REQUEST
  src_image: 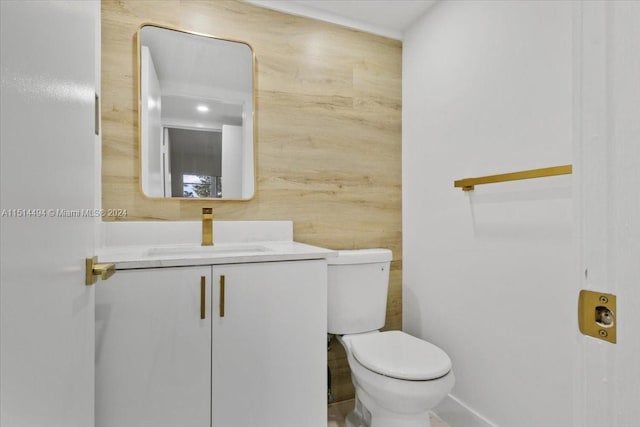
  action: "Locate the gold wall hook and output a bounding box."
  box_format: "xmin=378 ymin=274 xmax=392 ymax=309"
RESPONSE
xmin=85 ymin=257 xmax=116 ymax=285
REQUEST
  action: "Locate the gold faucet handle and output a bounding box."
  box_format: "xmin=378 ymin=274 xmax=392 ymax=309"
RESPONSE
xmin=202 ymin=207 xmax=214 ymax=219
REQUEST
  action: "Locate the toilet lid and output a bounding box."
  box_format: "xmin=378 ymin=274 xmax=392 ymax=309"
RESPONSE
xmin=351 ymin=331 xmax=452 ymax=380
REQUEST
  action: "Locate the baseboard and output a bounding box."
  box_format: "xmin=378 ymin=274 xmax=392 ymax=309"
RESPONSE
xmin=432 ymin=394 xmax=497 ymax=427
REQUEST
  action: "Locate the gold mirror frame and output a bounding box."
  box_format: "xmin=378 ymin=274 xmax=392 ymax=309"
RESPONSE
xmin=136 ymin=23 xmax=257 ymax=201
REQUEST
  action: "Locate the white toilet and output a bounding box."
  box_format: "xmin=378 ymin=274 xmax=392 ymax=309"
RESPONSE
xmin=327 ymin=249 xmax=454 ymax=427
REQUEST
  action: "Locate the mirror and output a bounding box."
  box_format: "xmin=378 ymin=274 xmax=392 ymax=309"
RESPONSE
xmin=138 ymin=25 xmax=255 ymax=199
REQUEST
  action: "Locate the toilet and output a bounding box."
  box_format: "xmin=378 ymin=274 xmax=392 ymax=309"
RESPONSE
xmin=327 ymin=249 xmax=454 ymax=427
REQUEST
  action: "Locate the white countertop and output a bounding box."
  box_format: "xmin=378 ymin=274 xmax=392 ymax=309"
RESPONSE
xmin=98 ymin=241 xmax=337 ymax=270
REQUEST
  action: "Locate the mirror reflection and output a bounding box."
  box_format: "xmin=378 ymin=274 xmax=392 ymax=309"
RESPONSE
xmin=138 ymin=25 xmax=255 ymax=199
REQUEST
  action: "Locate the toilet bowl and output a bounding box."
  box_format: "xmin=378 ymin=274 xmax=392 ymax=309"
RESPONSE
xmin=327 ymin=249 xmax=454 ymax=427
xmin=338 ymin=331 xmax=454 ymax=427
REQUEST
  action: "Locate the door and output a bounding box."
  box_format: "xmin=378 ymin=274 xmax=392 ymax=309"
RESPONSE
xmin=573 ymin=1 xmax=640 ymax=426
xmin=0 ymin=1 xmax=99 ymax=426
xmin=95 ymin=267 xmax=212 ymax=427
xmin=212 ymin=261 xmax=327 ymax=427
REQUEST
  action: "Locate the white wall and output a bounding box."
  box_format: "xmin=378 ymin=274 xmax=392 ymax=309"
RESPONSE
xmin=221 ymin=124 xmax=243 ymax=198
xmin=403 ymin=1 xmax=574 ymax=426
xmin=242 ymin=101 xmax=255 ymax=198
xmin=140 ymin=46 xmax=163 ymax=197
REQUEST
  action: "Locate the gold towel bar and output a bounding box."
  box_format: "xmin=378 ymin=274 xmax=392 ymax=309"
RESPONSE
xmin=454 ymin=164 xmax=572 ymax=191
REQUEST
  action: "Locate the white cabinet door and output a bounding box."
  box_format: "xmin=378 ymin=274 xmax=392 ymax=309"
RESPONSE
xmin=212 ymin=260 xmax=327 ymax=427
xmin=96 ymin=266 xmax=212 ymax=427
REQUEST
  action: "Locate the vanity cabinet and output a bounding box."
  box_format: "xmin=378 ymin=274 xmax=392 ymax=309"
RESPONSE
xmin=96 ymin=266 xmax=212 ymax=427
xmin=96 ymin=259 xmax=327 ymax=427
xmin=212 ymin=260 xmax=327 ymax=427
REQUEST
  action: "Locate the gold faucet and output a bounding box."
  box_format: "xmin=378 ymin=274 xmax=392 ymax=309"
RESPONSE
xmin=202 ymin=208 xmax=214 ymax=246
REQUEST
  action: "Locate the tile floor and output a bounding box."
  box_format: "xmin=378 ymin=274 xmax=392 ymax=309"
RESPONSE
xmin=328 ymin=399 xmax=449 ymax=427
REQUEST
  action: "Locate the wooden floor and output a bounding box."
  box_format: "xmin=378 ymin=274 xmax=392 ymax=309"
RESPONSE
xmin=328 ymin=399 xmax=449 ymax=427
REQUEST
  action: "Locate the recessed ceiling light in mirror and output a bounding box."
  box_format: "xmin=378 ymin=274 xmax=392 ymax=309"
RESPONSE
xmin=197 ymin=105 xmax=209 ymax=113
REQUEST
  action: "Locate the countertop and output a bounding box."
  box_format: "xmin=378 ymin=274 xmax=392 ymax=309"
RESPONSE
xmin=98 ymin=241 xmax=337 ymax=270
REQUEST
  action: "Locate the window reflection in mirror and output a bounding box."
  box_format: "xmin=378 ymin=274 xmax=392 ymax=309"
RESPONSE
xmin=138 ymin=25 xmax=255 ymax=200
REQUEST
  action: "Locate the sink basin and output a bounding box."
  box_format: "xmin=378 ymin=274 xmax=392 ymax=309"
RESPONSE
xmin=146 ymin=244 xmax=270 ymax=257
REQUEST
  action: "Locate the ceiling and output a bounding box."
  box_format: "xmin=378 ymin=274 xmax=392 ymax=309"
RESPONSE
xmin=246 ymin=0 xmax=437 ymax=40
xmin=140 ymin=26 xmax=252 ymax=127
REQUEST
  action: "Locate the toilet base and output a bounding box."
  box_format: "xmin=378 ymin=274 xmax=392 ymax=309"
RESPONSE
xmin=344 ymin=396 xmax=370 ymax=427
xmin=345 ymin=410 xmax=362 ymax=427
xmin=345 ymin=396 xmax=432 ymax=427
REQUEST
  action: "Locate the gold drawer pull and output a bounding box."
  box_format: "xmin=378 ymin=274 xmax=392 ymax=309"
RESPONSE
xmin=200 ymin=276 xmax=206 ymax=320
xmin=219 ymin=275 xmax=225 ymax=317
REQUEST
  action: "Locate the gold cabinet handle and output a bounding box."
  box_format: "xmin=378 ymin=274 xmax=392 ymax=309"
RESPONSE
xmin=85 ymin=257 xmax=116 ymax=285
xmin=219 ymin=275 xmax=225 ymax=317
xmin=200 ymin=276 xmax=206 ymax=320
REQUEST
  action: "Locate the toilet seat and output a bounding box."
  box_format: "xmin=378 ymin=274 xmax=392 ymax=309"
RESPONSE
xmin=350 ymin=331 xmax=452 ymax=380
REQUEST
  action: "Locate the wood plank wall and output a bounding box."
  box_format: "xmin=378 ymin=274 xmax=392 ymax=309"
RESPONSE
xmin=102 ymin=0 xmax=402 ymax=403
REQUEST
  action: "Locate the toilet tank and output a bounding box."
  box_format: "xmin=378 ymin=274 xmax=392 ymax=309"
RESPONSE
xmin=327 ymin=249 xmax=392 ymax=335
